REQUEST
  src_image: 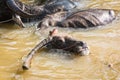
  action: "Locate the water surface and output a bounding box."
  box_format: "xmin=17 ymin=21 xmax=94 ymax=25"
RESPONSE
xmin=0 ymin=0 xmax=120 ymax=80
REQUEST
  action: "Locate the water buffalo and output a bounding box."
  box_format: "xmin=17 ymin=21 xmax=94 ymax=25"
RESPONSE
xmin=0 ymin=0 xmax=78 ymax=27
xmin=22 ymin=29 xmax=90 ymax=70
xmin=37 ymin=9 xmax=116 ymax=29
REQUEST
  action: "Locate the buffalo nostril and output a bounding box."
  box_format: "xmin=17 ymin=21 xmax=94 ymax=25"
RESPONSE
xmin=109 ymin=10 xmax=115 ymax=17
xmin=49 ymin=21 xmax=52 ymax=26
xmin=79 ymin=41 xmax=87 ymax=46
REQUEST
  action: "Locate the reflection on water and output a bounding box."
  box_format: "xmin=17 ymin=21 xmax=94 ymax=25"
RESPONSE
xmin=0 ymin=0 xmax=120 ymax=80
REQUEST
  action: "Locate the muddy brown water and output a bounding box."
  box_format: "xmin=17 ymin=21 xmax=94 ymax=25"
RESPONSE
xmin=0 ymin=0 xmax=120 ymax=80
